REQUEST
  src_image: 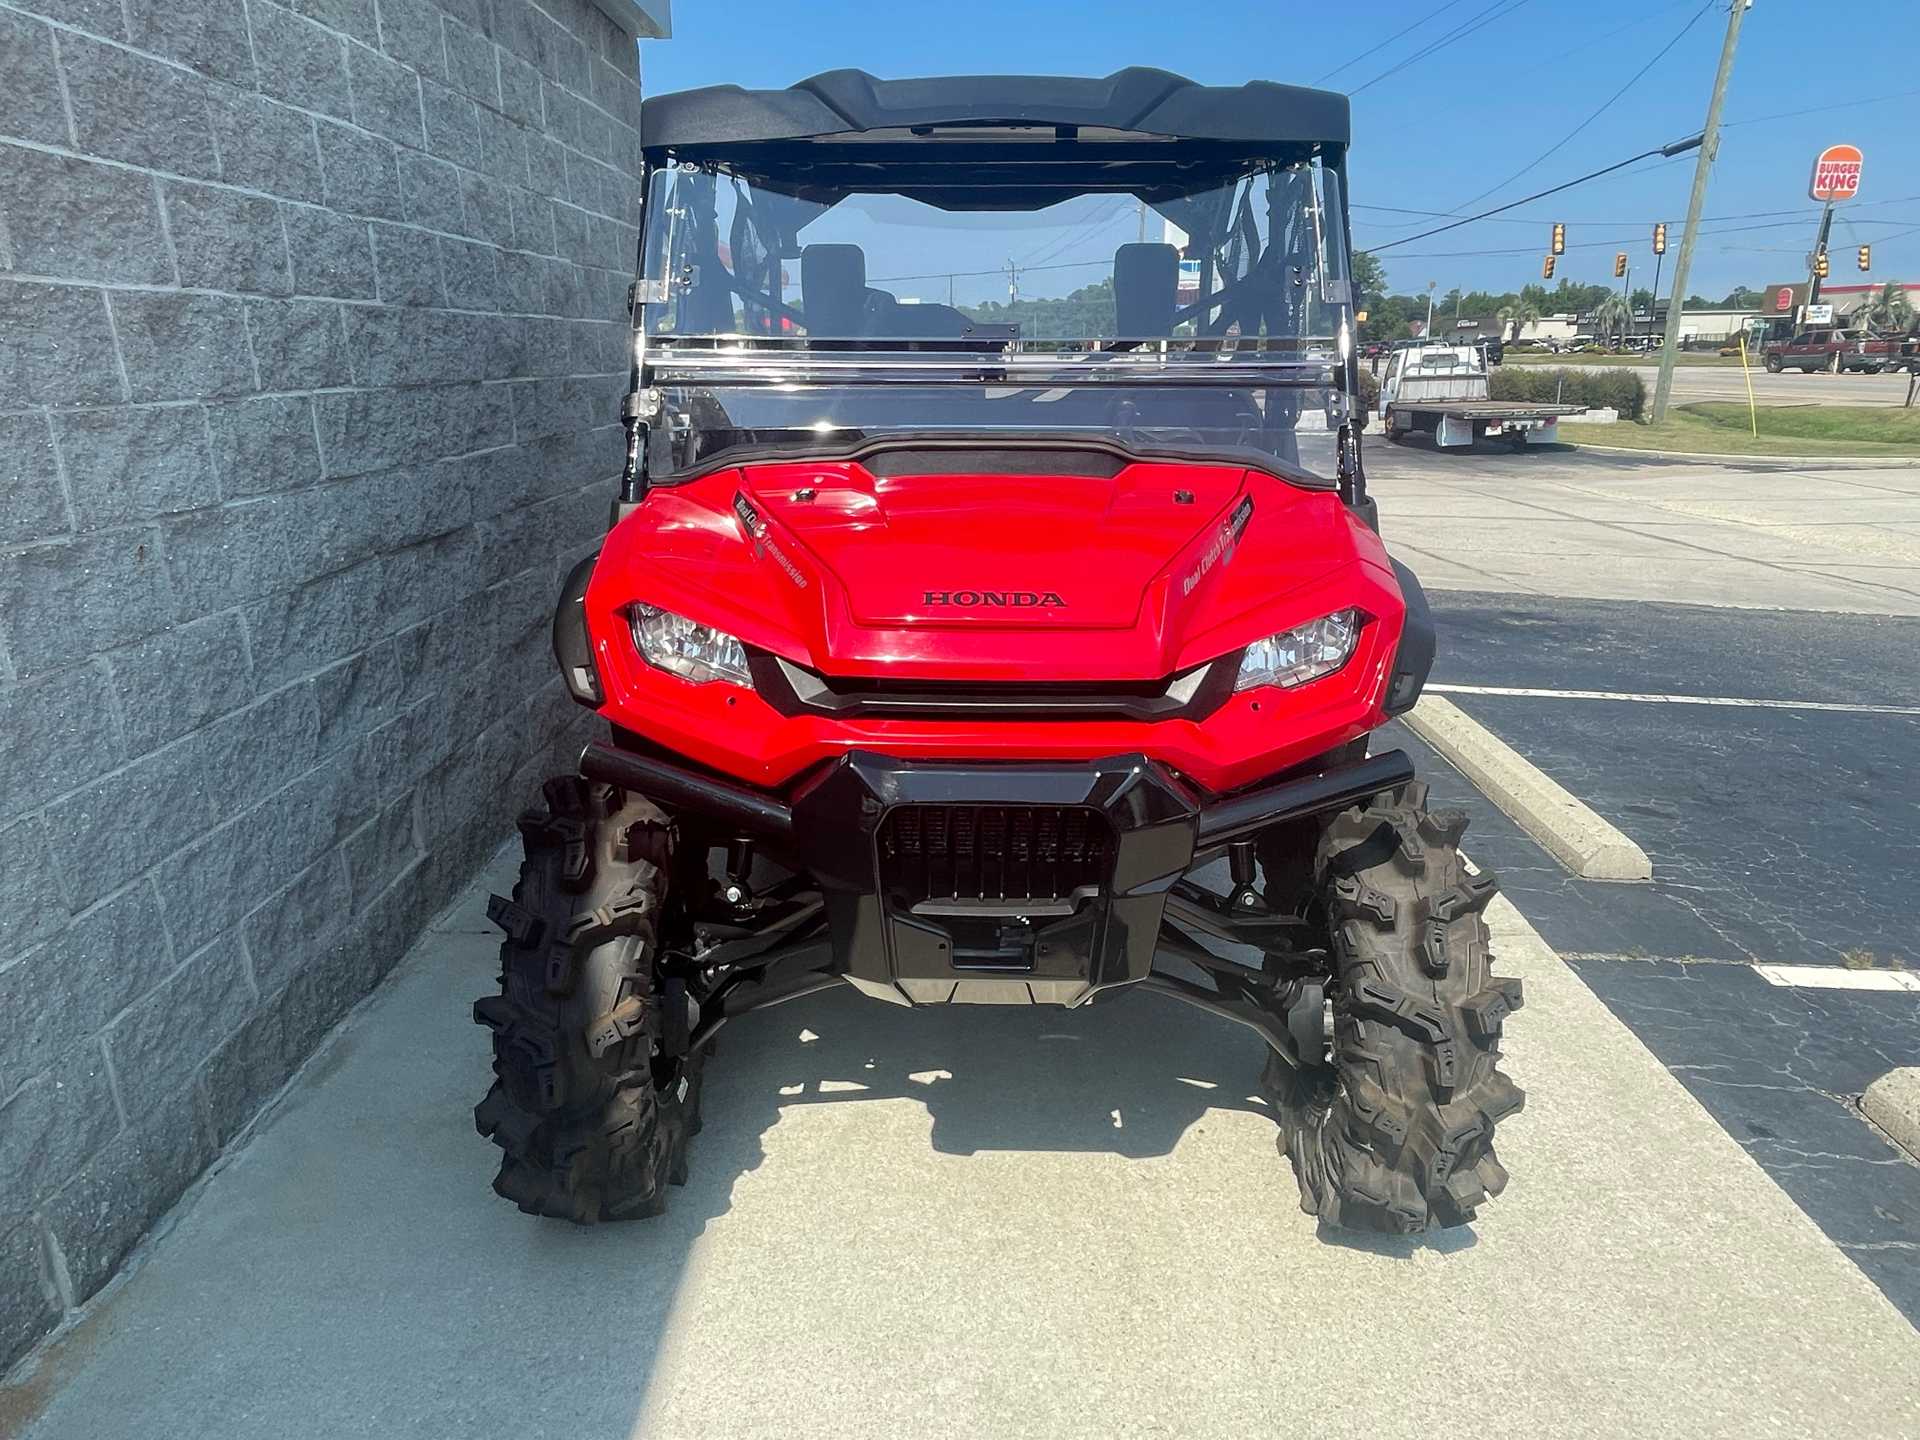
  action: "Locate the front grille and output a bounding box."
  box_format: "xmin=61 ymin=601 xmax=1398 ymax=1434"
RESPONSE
xmin=878 ymin=803 xmax=1112 ymax=915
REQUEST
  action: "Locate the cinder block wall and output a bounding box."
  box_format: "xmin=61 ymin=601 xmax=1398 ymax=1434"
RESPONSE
xmin=0 ymin=0 xmax=642 ymax=1369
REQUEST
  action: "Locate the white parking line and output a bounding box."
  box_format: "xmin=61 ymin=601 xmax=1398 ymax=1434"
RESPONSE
xmin=1753 ymin=963 xmax=1920 ymax=993
xmin=1428 ymin=683 xmax=1920 ymax=717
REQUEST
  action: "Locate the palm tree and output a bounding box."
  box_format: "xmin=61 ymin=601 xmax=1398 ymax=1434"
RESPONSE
xmin=1497 ymin=299 xmax=1541 ymax=343
xmin=1592 ymin=293 xmax=1634 ymax=348
xmin=1853 ymin=281 xmax=1915 ymax=335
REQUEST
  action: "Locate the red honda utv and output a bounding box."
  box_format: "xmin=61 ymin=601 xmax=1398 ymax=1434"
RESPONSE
xmin=476 ymin=68 xmax=1524 ymax=1234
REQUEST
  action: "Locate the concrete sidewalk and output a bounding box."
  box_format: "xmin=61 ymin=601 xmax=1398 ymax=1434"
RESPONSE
xmin=1367 ymin=446 xmax=1920 ymax=614
xmin=5 ymin=842 xmax=1918 ymax=1440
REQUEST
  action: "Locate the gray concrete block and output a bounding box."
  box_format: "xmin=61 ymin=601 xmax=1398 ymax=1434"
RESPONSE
xmin=347 ymin=42 xmax=425 ymax=148
xmin=0 ymin=530 xmax=173 ymax=683
xmin=0 ymin=815 xmax=72 ymax=961
xmin=0 ymin=13 xmax=76 ymax=147
xmin=483 ymin=109 xmax=536 ymax=190
xmin=315 ymin=118 xmax=404 ymax=220
xmin=496 ymin=246 xmax=548 ymax=315
xmin=495 ymin=48 xmax=542 ymax=126
xmin=398 ymin=149 xmax=465 ymax=231
xmin=0 ymin=412 xmax=70 ymax=548
xmin=0 ymin=281 xmax=126 ymax=409
xmin=0 ymin=662 xmax=123 ymax=820
xmin=457 ymin=170 xmax=514 ymax=247
xmin=242 ymin=851 xmax=353 ymax=998
xmin=162 ymin=183 xmax=293 ymax=296
xmin=103 ymin=611 xmax=254 ymax=758
xmin=342 ymin=795 xmax=420 ymax=913
xmin=0 ymin=1047 xmax=120 ymax=1220
xmin=506 ymin=187 xmax=555 ymax=255
xmin=0 ymin=885 xmax=171 ymax=1099
xmin=102 ymin=934 xmax=254 ymax=1122
xmin=154 ymin=756 xmax=363 ymax=961
xmin=285 ymin=0 xmax=379 ymax=45
xmin=443 ymin=18 xmax=498 ymax=106
xmin=109 ymin=291 xmax=256 ymax=402
xmin=282 ymin=205 xmax=377 ymax=299
xmin=37 ymin=1079 xmax=214 ymax=1303
xmin=313 ymin=381 xmax=506 ymax=476
xmin=248 ymin=1 xmax=352 ymax=120
xmin=52 ymin=404 xmax=219 ymax=530
xmin=420 ymin=77 xmax=481 ymax=168
xmin=205 ymin=394 xmax=324 ymax=497
xmin=246 ymin=297 xmax=352 ymax=391
xmin=124 ymin=0 xmax=256 ymax=84
xmin=197 ymin=942 xmax=359 ymax=1146
xmin=207 ymin=91 xmax=325 ymax=205
xmin=523 ymin=130 xmax=565 ymax=200
xmin=59 ymin=31 xmax=218 ymax=176
xmin=377 ymin=0 xmax=448 ymax=78
xmin=25 ymin=0 xmax=125 ymax=40
xmin=438 ymin=235 xmax=499 ymax=310
xmin=0 ymin=1217 xmax=59 ymax=1380
xmin=368 ymin=221 xmax=445 ymax=306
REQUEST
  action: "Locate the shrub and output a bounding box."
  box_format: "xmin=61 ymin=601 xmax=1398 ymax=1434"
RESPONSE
xmin=1488 ymin=366 xmax=1647 ymax=421
xmin=1355 ymin=364 xmax=1381 ymax=415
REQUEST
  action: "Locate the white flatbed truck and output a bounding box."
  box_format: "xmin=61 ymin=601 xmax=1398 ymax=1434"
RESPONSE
xmin=1379 ymin=343 xmax=1585 ymax=449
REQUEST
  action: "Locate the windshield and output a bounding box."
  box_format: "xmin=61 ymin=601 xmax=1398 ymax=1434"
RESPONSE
xmin=634 ymin=152 xmax=1355 ymax=483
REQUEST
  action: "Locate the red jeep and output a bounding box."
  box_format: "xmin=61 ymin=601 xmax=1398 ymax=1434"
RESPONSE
xmin=476 ymin=69 xmax=1524 ymax=1234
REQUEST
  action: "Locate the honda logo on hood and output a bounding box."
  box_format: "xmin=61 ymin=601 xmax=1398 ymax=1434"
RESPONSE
xmin=923 ymin=590 xmax=1065 ymax=608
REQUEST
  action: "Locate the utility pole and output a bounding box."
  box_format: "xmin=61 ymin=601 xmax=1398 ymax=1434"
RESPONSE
xmin=1424 ymin=279 xmax=1437 ymax=336
xmin=1653 ymin=0 xmax=1750 ymax=424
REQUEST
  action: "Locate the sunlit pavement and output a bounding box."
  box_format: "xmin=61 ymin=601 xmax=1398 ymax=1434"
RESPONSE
xmin=4 ymin=839 xmax=1919 ymax=1440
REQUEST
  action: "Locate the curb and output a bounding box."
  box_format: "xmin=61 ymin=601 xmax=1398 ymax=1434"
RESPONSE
xmin=1402 ymin=694 xmax=1652 ymax=881
xmin=1862 ymin=1068 xmax=1920 ymax=1164
xmin=1559 ymin=436 xmax=1920 ymax=468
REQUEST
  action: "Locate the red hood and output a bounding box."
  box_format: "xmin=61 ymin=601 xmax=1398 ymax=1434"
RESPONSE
xmin=739 ymin=459 xmax=1242 ymax=629
xmin=600 ymin=456 xmax=1389 ymax=682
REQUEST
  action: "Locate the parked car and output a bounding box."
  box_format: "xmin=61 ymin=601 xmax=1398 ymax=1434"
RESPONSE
xmin=1762 ymin=328 xmax=1910 ymax=374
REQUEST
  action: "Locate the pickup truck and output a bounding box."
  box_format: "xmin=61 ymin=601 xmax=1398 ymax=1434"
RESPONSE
xmin=1379 ymin=342 xmax=1584 ymax=449
xmin=1762 ymin=329 xmax=1917 ymax=374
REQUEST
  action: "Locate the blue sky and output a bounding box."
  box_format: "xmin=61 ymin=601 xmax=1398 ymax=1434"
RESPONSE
xmin=642 ymin=1 xmax=1920 ymax=304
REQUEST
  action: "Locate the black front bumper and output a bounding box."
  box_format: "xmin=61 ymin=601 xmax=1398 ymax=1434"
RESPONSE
xmin=578 ymin=744 xmax=1413 ymax=1005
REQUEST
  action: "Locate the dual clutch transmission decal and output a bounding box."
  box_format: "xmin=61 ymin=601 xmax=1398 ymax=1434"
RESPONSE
xmin=1182 ymin=493 xmax=1254 ymax=596
xmin=733 ymin=492 xmax=808 ymax=589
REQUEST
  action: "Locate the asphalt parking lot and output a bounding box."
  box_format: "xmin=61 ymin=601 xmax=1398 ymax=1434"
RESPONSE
xmin=1367 ymin=437 xmax=1920 ymax=1321
xmin=1502 ymin=360 xmax=1917 ymax=408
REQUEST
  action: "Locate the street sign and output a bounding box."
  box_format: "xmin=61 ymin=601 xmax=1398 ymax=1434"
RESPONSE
xmin=1809 ymin=144 xmax=1863 ymax=202
xmin=1775 ymin=287 xmax=1794 ymax=311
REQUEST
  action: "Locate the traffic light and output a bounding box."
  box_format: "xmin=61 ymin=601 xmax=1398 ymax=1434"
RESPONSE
xmin=1614 ymin=253 xmax=1628 ymax=278
xmin=1652 ymin=222 xmax=1667 ymax=255
xmin=1815 ymin=250 xmax=1829 ymax=279
xmin=1552 ymin=223 xmax=1565 ymax=256
xmin=1858 ymin=245 xmax=1871 ymax=271
xmin=1543 ymin=255 xmax=1556 ymax=279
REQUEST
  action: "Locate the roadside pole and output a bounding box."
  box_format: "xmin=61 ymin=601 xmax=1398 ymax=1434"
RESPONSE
xmin=1652 ymin=0 xmax=1750 ymax=424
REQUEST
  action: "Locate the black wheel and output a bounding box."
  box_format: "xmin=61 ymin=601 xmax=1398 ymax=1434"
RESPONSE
xmin=1273 ymin=781 xmax=1526 ymax=1233
xmin=1764 ymin=354 xmax=1783 ymax=373
xmin=474 ymin=777 xmax=705 ymax=1222
xmin=1384 ymin=409 xmax=1408 ymax=442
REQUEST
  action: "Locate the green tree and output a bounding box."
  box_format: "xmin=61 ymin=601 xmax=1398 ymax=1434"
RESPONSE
xmin=1496 ymin=298 xmax=1540 ymax=342
xmin=1352 ymin=250 xmax=1389 ymax=309
xmin=1852 ymin=281 xmax=1916 ymax=334
xmin=1718 ymin=285 xmax=1763 ymax=309
xmin=1592 ymin=292 xmax=1634 ymax=347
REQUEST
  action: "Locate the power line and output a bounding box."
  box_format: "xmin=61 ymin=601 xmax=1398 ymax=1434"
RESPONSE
xmin=1312 ymin=0 xmax=1470 ymax=84
xmin=1350 ymin=0 xmax=1534 ymax=95
xmin=1370 ymin=140 xmax=1701 ymax=253
xmin=1455 ymin=0 xmax=1717 ymax=211
xmin=1721 ymin=88 xmax=1920 ymax=129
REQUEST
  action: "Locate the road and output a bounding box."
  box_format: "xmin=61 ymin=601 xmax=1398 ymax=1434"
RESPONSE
xmin=1504 ymin=359 xmax=1916 ymax=408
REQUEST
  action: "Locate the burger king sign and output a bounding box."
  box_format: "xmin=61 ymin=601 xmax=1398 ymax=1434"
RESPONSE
xmin=1809 ymin=144 xmax=1862 ymax=203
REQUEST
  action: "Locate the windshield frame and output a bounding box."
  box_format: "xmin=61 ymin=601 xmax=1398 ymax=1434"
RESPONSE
xmin=618 ymin=135 xmax=1367 ymax=505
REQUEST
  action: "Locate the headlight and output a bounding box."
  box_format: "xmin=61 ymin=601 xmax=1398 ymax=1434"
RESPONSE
xmin=1235 ymin=609 xmax=1361 ymax=692
xmin=628 ymin=603 xmax=752 ymax=687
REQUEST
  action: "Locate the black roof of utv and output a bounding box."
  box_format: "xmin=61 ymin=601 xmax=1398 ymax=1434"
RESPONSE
xmin=640 ymin=69 xmax=1349 ymax=207
xmin=642 ymin=67 xmax=1349 ymax=150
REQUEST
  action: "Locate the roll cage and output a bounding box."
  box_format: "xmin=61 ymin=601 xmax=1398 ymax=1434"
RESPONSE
xmin=616 ymin=69 xmax=1368 ymax=515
